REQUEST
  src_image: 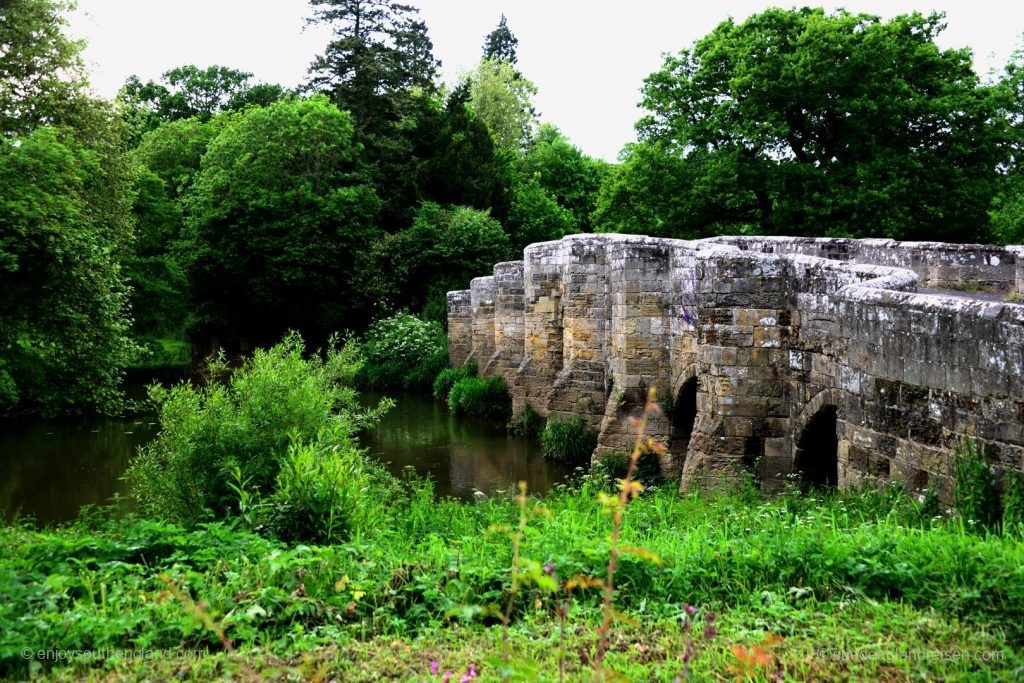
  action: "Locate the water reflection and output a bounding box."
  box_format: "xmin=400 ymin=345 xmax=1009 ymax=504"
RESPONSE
xmin=359 ymin=392 xmax=571 ymax=500
xmin=0 ymin=417 xmax=159 ymax=525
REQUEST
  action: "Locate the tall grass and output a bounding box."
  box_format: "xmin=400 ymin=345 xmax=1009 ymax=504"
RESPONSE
xmin=446 ymin=376 xmax=511 ymax=420
xmin=541 ymin=416 xmax=597 ymax=464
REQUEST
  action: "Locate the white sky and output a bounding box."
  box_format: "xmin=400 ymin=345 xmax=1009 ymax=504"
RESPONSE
xmin=69 ymin=1 xmax=1024 ymax=161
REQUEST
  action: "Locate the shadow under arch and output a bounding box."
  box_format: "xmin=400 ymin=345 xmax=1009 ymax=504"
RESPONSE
xmin=794 ymin=404 xmax=839 ymax=491
xmin=664 ymin=364 xmax=700 ymax=479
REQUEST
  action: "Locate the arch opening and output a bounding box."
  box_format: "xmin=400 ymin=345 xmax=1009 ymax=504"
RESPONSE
xmin=669 ymin=377 xmax=698 ymax=461
xmin=794 ymin=405 xmax=838 ymax=491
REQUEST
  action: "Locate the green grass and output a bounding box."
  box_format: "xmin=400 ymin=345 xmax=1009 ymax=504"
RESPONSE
xmin=3 ymin=482 xmax=1023 ymax=679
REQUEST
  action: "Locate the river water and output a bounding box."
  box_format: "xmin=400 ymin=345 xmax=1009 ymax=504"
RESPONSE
xmin=0 ymin=392 xmax=569 ymax=525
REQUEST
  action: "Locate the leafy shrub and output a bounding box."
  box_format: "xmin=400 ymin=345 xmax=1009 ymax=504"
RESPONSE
xmin=541 ymin=416 xmax=597 ymax=464
xmin=267 ymin=426 xmax=397 ymax=544
xmin=125 ymin=332 xmax=392 ymax=526
xmin=359 ymin=312 xmax=448 ymax=391
xmin=447 ymin=376 xmax=511 ymax=420
xmin=433 ymin=363 xmax=476 ymax=400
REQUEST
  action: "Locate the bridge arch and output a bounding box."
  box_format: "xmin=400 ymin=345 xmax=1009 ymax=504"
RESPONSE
xmin=793 ymin=389 xmax=842 ymax=491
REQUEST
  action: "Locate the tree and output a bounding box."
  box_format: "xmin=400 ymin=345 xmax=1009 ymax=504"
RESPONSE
xmin=125 ymin=119 xmax=224 ymax=338
xmin=469 ymin=58 xmax=538 ymax=152
xmin=520 ymin=124 xmax=610 ymax=232
xmin=306 ymin=0 xmax=443 ymax=230
xmin=118 ymin=65 xmax=284 ymax=139
xmin=635 ymin=8 xmax=1007 ymax=242
xmin=182 ymin=96 xmax=381 ymax=342
xmin=422 ymin=83 xmax=512 ymax=218
xmin=306 ymin=0 xmax=439 ymax=127
xmin=0 ymin=128 xmax=136 ymax=414
xmin=133 ymin=117 xmax=224 ymax=199
xmin=594 ymin=142 xmax=751 ymax=238
xmin=367 ymin=202 xmax=510 ymax=321
xmin=0 ymin=0 xmax=87 ymax=137
xmin=1 ymin=0 xmax=138 ymax=414
xmin=507 ymin=179 xmax=575 ymax=249
xmin=482 ymin=14 xmax=519 ymax=64
xmin=991 ymin=42 xmax=1024 ymax=245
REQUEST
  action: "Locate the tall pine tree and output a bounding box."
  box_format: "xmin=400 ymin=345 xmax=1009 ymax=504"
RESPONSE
xmin=306 ymin=0 xmax=439 ymax=128
xmin=482 ymin=14 xmax=518 ymax=64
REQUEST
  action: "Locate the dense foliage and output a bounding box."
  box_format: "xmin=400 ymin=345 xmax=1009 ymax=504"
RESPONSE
xmin=598 ymin=9 xmax=1013 ymax=243
xmin=124 ymin=333 xmax=392 ymax=528
xmin=355 ymin=312 xmax=448 ymax=390
xmin=0 ymin=127 xmax=137 ymax=415
xmin=2 ymin=1 xmax=1024 ymax=418
xmin=182 ymin=96 xmax=381 ymax=340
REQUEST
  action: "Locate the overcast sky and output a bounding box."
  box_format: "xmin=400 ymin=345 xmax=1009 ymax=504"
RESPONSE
xmin=69 ymin=1 xmax=1024 ymax=161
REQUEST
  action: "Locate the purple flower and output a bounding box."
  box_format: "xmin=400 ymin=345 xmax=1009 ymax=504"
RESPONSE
xmin=543 ymin=562 xmax=555 ymax=575
xmin=430 ymin=661 xmax=440 ymax=675
xmin=704 ymin=624 xmax=718 ymax=640
xmin=468 ymin=664 xmax=478 ymax=677
xmin=684 ymin=604 xmax=696 ymax=616
xmin=460 ymin=675 xmax=473 ymax=683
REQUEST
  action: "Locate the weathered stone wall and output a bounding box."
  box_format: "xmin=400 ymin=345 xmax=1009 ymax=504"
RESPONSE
xmin=468 ymin=276 xmax=496 ymax=369
xmin=446 ymin=290 xmax=472 ymax=367
xmin=490 ymin=261 xmax=525 ymax=386
xmin=448 ymin=234 xmax=1024 ymax=500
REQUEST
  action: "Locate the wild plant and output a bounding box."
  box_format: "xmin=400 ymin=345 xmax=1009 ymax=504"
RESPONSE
xmin=509 ymin=402 xmax=546 ymax=438
xmin=226 ymin=465 xmax=269 ymax=532
xmin=488 ymin=482 xmax=556 ymax=646
xmin=486 ymin=481 xmax=556 ymax=680
xmin=447 ymin=376 xmax=511 ymax=420
xmin=594 ymin=387 xmax=666 ymax=678
xmin=1002 ymin=469 xmax=1024 ymax=534
xmin=952 ymin=438 xmax=999 ymax=530
xmin=433 ymin=363 xmax=476 ymax=400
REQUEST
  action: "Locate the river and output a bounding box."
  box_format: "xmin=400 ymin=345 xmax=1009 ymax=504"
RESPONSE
xmin=0 ymin=392 xmax=570 ymax=525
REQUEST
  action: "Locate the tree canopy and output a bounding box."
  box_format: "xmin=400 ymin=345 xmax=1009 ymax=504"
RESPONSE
xmin=182 ymin=96 xmax=380 ymax=341
xmin=605 ymin=8 xmax=1009 ymax=242
xmin=469 ymin=58 xmax=538 ymax=152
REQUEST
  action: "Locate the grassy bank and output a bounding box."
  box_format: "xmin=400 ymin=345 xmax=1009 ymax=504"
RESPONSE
xmin=3 ymin=479 xmax=1023 ymax=680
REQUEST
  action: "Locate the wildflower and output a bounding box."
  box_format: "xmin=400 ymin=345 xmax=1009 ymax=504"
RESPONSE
xmin=430 ymin=661 xmax=440 ymax=675
xmin=544 ymin=562 xmax=555 ymax=575
xmin=684 ymin=604 xmax=697 ymax=616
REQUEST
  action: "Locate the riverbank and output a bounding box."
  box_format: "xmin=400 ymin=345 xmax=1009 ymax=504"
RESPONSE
xmin=3 ymin=481 xmax=1022 ymax=680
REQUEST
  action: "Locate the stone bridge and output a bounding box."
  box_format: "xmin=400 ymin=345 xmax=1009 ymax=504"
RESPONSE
xmin=447 ymin=234 xmax=1024 ymax=499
